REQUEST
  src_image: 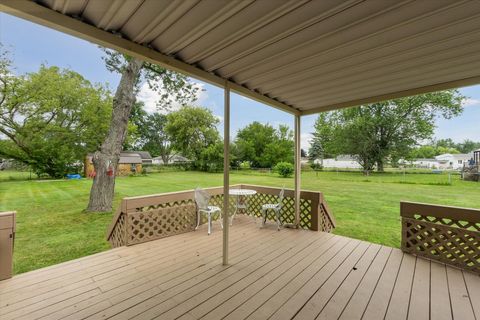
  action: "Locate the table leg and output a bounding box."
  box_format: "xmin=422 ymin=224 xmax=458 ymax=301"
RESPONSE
xmin=230 ymin=195 xmax=238 ymax=225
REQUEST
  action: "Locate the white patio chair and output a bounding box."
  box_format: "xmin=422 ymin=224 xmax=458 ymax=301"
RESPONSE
xmin=194 ymin=187 xmax=222 ymax=235
xmin=261 ymin=188 xmax=284 ymax=231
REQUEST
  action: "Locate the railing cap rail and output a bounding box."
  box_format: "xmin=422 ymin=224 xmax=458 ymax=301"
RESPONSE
xmin=400 ymin=201 xmax=480 ymax=222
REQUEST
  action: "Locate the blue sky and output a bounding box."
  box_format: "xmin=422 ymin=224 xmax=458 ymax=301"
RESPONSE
xmin=1 ymin=13 xmax=479 ymax=150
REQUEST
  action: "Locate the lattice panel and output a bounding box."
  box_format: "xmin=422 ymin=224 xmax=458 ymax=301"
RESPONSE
xmin=134 ymin=199 xmax=195 ymax=212
xmin=402 ymin=217 xmax=480 ymax=274
xmin=299 ymin=199 xmax=312 ymax=229
xmin=109 ymin=212 xmax=126 ymax=248
xmin=246 ymin=194 xmax=313 ymax=229
xmin=126 ymin=203 xmax=196 ymax=245
xmin=248 ymin=193 xmax=290 ymax=223
xmin=413 ymin=214 xmax=480 ymax=232
xmin=133 ymin=198 xmax=218 ymax=229
xmin=319 ymin=203 xmax=334 ymax=232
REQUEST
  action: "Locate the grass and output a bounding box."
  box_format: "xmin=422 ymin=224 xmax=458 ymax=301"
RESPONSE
xmin=0 ymin=170 xmax=37 ymax=181
xmin=0 ymin=169 xmax=478 ymax=274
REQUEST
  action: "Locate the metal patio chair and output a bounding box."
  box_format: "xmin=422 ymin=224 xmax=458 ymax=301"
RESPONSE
xmin=261 ymin=188 xmax=284 ymax=231
xmin=194 ymin=187 xmax=222 ymax=235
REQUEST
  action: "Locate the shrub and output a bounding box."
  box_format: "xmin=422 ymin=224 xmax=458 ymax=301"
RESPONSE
xmin=274 ymin=162 xmax=294 ymax=178
xmin=310 ymin=162 xmax=323 ymax=171
xmin=239 ymin=161 xmax=251 ymax=170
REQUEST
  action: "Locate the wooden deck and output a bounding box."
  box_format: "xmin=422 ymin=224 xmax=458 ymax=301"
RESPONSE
xmin=1 ymin=216 xmax=479 ymax=320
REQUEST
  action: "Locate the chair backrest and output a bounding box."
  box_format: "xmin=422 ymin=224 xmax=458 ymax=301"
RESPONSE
xmin=194 ymin=187 xmax=210 ymax=210
xmin=278 ymin=188 xmax=285 ymax=208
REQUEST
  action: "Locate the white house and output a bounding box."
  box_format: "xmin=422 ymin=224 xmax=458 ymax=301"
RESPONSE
xmin=408 ymin=158 xmax=439 ymax=169
xmin=435 ymin=153 xmax=473 ymax=170
xmin=315 ymin=155 xmax=362 ymax=169
xmin=152 ymin=154 xmax=191 ymax=165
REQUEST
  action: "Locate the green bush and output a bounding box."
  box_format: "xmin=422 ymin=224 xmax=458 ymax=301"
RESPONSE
xmin=310 ymin=162 xmax=323 ymax=171
xmin=274 ymin=162 xmax=294 ymax=178
xmin=239 ymin=161 xmax=251 ymax=169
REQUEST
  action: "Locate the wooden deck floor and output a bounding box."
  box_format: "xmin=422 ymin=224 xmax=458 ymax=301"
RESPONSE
xmin=1 ymin=215 xmax=479 ymax=320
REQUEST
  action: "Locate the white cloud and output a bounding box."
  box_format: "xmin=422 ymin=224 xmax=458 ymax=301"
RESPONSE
xmin=463 ymin=98 xmax=480 ymax=107
xmin=301 ymin=133 xmax=312 ymax=151
xmin=137 ymin=81 xmax=208 ymax=114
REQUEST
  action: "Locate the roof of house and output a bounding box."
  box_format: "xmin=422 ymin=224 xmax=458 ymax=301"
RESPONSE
xmin=123 ymin=151 xmax=152 ymax=160
xmin=87 ymin=152 xmax=143 ymax=164
xmin=412 ymin=158 xmax=437 ymax=162
xmin=119 ymin=154 xmax=142 ymax=164
xmin=435 ymin=153 xmax=473 ymax=161
xmin=153 ymin=155 xmax=191 ymax=162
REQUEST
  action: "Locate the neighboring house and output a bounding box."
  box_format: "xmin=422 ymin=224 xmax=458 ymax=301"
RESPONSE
xmin=84 ymin=152 xmax=143 ymax=177
xmin=315 ymin=155 xmax=362 ymax=169
xmin=122 ymin=151 xmax=152 ymax=164
xmin=402 ymin=152 xmax=475 ymax=170
xmin=152 ymin=154 xmax=191 ymax=165
xmin=409 ymin=158 xmax=439 ymax=169
xmin=435 ymin=153 xmax=473 ymax=170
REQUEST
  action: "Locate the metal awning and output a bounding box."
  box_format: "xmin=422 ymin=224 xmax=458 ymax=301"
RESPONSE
xmin=2 ymin=0 xmax=480 ymax=115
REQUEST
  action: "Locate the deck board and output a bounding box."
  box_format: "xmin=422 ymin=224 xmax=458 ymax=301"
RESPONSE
xmin=0 ymin=215 xmax=478 ymax=320
xmin=338 ymin=246 xmax=392 ymax=320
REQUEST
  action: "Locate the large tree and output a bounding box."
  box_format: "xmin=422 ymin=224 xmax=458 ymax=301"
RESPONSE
xmin=165 ymin=105 xmax=222 ymax=171
xmin=234 ymin=122 xmax=293 ymax=168
xmin=0 ymin=58 xmax=111 ymax=177
xmin=127 ymin=102 xmax=173 ymax=163
xmin=87 ymin=51 xmax=198 ymax=212
xmin=308 ymin=113 xmax=336 ymax=162
xmin=312 ymin=90 xmax=464 ymax=174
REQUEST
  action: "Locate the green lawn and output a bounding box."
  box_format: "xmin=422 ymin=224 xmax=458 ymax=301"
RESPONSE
xmin=0 ymin=170 xmax=478 ymax=274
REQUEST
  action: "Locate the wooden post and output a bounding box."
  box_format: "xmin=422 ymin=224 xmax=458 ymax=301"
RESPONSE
xmin=223 ymin=82 xmax=230 ymax=265
xmin=294 ymin=114 xmax=301 ymax=227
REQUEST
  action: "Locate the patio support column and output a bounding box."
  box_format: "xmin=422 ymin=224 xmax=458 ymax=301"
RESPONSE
xmin=223 ymin=81 xmax=230 ymax=265
xmin=294 ymin=114 xmax=301 ymax=227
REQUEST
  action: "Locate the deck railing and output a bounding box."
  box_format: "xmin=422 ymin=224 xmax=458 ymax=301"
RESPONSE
xmin=106 ymin=184 xmax=335 ymax=247
xmin=401 ymin=201 xmax=480 ymax=274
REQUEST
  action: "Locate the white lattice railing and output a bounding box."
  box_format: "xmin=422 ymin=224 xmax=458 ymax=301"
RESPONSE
xmin=401 ymin=201 xmax=480 ymax=274
xmin=106 ymin=184 xmax=335 ymax=247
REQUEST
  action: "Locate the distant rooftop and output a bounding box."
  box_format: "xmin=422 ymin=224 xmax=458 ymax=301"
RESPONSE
xmin=123 ymin=151 xmax=152 ymax=160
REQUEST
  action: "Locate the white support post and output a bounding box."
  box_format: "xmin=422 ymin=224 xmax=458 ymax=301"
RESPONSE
xmin=222 ymin=82 xmax=230 ymax=266
xmin=294 ymin=114 xmax=301 ymax=228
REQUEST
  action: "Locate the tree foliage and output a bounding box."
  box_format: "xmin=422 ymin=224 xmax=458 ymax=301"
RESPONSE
xmin=311 ymin=91 xmax=464 ymax=174
xmin=165 ymin=105 xmax=222 ymax=171
xmin=127 ymin=102 xmax=173 ymax=163
xmin=233 ymin=122 xmax=293 ymax=168
xmin=102 ymin=49 xmax=199 ymax=110
xmin=0 ymin=57 xmax=111 ymax=177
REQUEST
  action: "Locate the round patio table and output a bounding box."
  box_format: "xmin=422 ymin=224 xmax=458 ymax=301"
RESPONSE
xmin=228 ymin=189 xmax=257 ymax=224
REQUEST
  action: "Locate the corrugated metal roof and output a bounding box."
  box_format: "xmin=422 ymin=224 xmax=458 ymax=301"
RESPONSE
xmin=3 ymin=0 xmax=480 ymax=114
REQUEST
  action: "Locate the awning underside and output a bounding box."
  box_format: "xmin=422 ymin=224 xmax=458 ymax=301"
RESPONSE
xmin=4 ymin=0 xmax=480 ymax=114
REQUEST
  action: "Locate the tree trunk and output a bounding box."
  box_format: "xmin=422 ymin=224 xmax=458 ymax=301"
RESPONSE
xmin=86 ymin=58 xmax=143 ymax=212
xmin=377 ymin=159 xmax=384 ymax=172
